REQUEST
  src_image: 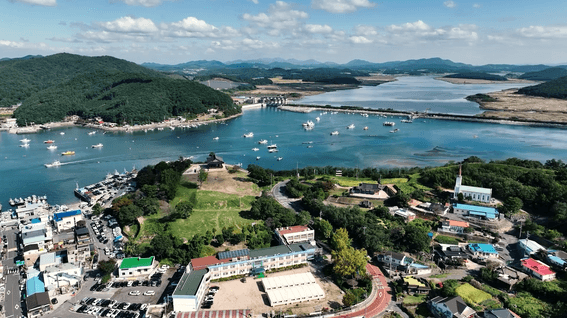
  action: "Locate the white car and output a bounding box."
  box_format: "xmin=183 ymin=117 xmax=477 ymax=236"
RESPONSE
xmin=143 ymin=290 xmax=155 ymax=296
xmin=127 ymin=281 xmax=133 ymax=287
xmin=128 ymin=290 xmax=140 ymax=296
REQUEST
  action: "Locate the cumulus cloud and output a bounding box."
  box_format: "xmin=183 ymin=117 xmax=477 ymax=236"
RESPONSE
xmin=443 ymin=0 xmax=455 ymax=8
xmin=349 ymin=35 xmax=372 ymax=44
xmin=242 ymin=1 xmax=308 ymax=32
xmin=354 ymin=25 xmax=378 ymax=36
xmin=304 ymin=24 xmax=333 ymax=34
xmin=311 ymin=0 xmax=374 ymax=13
xmin=114 ymin=0 xmax=174 ymax=7
xmin=517 ymin=25 xmax=567 ymax=38
xmin=8 ymin=0 xmax=56 ymax=6
xmin=97 ymin=17 xmax=159 ymax=33
xmin=387 ymin=20 xmax=478 ymax=43
xmin=48 ymin=37 xmax=83 ymax=43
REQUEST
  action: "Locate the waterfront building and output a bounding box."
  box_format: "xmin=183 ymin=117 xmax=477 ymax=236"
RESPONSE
xmin=53 ymin=210 xmax=83 ymax=232
xmin=453 ymin=166 xmax=492 ymax=203
xmin=118 ymin=256 xmax=156 ymax=277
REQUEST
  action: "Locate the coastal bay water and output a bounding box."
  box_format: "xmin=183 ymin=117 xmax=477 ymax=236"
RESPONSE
xmin=297 ymin=76 xmax=533 ymax=114
xmin=0 ymin=77 xmax=565 ymax=208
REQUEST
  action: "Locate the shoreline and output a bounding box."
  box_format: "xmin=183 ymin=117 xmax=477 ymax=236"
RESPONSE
xmin=436 ymin=77 xmax=538 ymax=85
xmin=280 ymin=104 xmax=567 ymax=129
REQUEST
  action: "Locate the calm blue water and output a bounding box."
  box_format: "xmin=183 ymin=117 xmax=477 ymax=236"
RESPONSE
xmin=297 ymin=76 xmax=533 ymax=115
xmin=0 ymin=77 xmax=565 ymax=208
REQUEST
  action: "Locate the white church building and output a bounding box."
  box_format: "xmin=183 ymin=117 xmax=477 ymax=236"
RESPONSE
xmin=454 ymin=165 xmax=492 ymax=203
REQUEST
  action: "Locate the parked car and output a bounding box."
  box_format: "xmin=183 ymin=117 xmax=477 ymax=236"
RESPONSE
xmin=128 ymin=290 xmax=140 ymax=296
xmin=143 ymin=290 xmax=155 ymax=296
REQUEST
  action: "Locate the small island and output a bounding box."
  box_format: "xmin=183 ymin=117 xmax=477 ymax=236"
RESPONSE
xmin=438 ymin=72 xmax=534 ymax=84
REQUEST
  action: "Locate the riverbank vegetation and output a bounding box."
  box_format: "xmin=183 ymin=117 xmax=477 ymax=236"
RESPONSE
xmin=519 ymin=67 xmax=567 ymax=81
xmin=517 ymin=75 xmax=567 ymax=99
xmin=444 ymin=72 xmax=507 ymax=81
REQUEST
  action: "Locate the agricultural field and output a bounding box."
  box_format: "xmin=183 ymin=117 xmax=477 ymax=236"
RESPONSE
xmin=455 ymin=283 xmax=492 ymax=305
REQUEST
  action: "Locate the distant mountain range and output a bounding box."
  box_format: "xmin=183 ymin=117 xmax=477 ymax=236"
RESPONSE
xmin=141 ymin=57 xmax=567 ymax=73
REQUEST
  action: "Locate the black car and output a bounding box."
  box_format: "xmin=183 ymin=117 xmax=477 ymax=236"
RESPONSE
xmin=142 ymin=280 xmax=149 ymax=286
xmin=96 ymin=285 xmax=106 ymax=292
xmin=132 ymin=281 xmax=139 ymax=287
xmin=51 ymin=298 xmax=58 ymax=304
xmin=120 ymin=281 xmax=128 ymax=287
xmin=101 ymin=309 xmax=110 ymax=317
xmin=90 ymin=284 xmax=99 ymax=291
xmin=156 ymin=280 xmax=162 ymax=287
xmin=202 ymin=302 xmax=213 ymax=309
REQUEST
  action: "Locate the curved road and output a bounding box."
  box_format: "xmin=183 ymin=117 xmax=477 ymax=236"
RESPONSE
xmin=271 ymin=180 xmax=302 ymax=212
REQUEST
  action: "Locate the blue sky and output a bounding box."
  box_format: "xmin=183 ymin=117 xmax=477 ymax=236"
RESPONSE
xmin=1 ymin=0 xmax=567 ymax=65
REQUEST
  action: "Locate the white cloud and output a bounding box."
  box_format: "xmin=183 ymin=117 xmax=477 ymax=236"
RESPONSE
xmin=98 ymin=17 xmax=159 ymax=33
xmin=517 ymin=25 xmax=567 ymax=38
xmin=249 ymin=0 xmax=259 ymax=3
xmin=242 ymin=1 xmax=308 ymax=31
xmin=8 ymin=0 xmax=56 ymax=6
xmin=386 ymin=21 xmax=478 ymax=43
xmin=349 ymin=35 xmax=372 ymax=44
xmin=304 ymin=24 xmax=333 ymax=34
xmin=443 ymin=0 xmax=456 ymax=8
xmin=473 ymin=3 xmax=481 ymax=8
xmin=388 ymin=20 xmax=430 ymax=32
xmin=311 ymin=0 xmax=374 ymax=13
xmin=114 ymin=0 xmax=174 ymax=7
xmin=354 ymin=25 xmax=378 ymax=36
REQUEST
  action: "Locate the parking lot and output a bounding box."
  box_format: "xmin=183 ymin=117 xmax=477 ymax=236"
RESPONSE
xmin=74 ymin=296 xmax=148 ymax=318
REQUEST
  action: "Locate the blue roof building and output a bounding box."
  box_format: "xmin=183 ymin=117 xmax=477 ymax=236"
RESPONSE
xmin=53 ymin=210 xmax=81 ymax=222
xmin=467 ymin=243 xmax=499 ymax=258
xmin=26 ymin=275 xmax=45 ymax=296
xmin=53 ymin=209 xmax=83 ymax=231
xmin=454 ymin=203 xmax=499 ymax=220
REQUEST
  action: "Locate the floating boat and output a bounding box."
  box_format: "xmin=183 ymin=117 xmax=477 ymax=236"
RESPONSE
xmin=256 ymin=156 xmax=261 ymax=160
xmin=401 ymin=119 xmax=413 ymax=123
xmin=88 ymin=131 xmax=96 ymax=135
xmin=252 ymin=148 xmax=259 ymax=151
xmin=60 ymin=132 xmax=65 ymax=135
xmin=213 ymin=137 xmax=219 ymax=140
xmin=307 ymin=145 xmax=314 ymax=148
xmin=302 ymin=120 xmax=315 ymax=128
xmin=383 ymin=122 xmax=395 ymax=126
xmin=389 ymin=129 xmax=399 ymax=133
xmin=45 ymin=160 xmax=61 ymax=168
xmin=243 ymin=132 xmax=254 ymax=138
xmin=302 ymin=141 xmax=313 ymax=144
xmin=20 ymin=143 xmax=30 ymax=148
xmin=363 ymin=126 xmax=368 ymax=130
xmin=20 ymin=138 xmax=31 ymax=143
xmin=44 ymin=140 xmax=55 ymax=144
xmin=169 ymin=126 xmax=175 ymax=130
xmin=277 ymin=157 xmax=283 ymax=161
xmin=47 ymin=145 xmax=58 ymax=150
xmin=361 ymin=113 xmax=369 ymax=117
xmin=91 ymin=143 xmax=103 ymax=148
xmin=267 ymin=144 xmax=277 ymax=149
xmin=258 ymin=139 xmax=268 ymax=144
xmin=330 ymin=131 xmax=339 ymax=135
xmin=473 ymin=135 xmax=478 ymax=138
xmin=347 ymin=124 xmax=355 ymax=129
xmin=157 ymin=127 xmax=164 ymax=131
xmin=269 ymin=148 xmax=278 ymax=153
xmin=315 ymin=117 xmax=320 ymax=121
xmin=61 ymin=151 xmax=75 ymax=156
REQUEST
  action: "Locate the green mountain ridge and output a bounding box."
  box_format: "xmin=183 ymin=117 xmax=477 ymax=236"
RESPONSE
xmin=519 ymin=67 xmax=567 ymax=81
xmin=443 ymin=72 xmax=507 ymax=81
xmin=517 ymin=75 xmax=567 ymax=100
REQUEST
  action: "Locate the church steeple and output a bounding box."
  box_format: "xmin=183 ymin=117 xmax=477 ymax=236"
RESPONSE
xmin=454 ymin=164 xmax=462 ymax=198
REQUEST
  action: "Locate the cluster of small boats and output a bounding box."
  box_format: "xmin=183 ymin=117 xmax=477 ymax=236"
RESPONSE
xmin=9 ymin=194 xmax=47 ymax=206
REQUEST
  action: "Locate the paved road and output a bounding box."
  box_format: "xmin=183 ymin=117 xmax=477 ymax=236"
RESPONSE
xmin=2 ymin=228 xmax=23 ymax=318
xmin=271 ymin=180 xmax=302 ymax=212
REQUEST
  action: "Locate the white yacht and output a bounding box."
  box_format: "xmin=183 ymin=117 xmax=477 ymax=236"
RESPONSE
xmin=363 ymin=126 xmax=369 ymax=130
xmin=330 ymin=131 xmax=339 ymax=135
xmin=45 ymin=160 xmax=61 ymax=168
xmin=47 ymin=145 xmax=58 ymax=150
xmin=213 ymin=137 xmax=219 ymax=140
xmin=269 ymin=148 xmax=278 ymax=153
xmin=60 ymin=132 xmax=65 ymax=135
xmin=302 ymin=120 xmax=315 ymax=128
xmin=277 ymin=157 xmax=283 ymax=161
xmin=267 ymin=144 xmax=277 ymax=149
xmin=401 ymin=119 xmax=413 ymax=123
xmin=243 ymin=132 xmax=254 ymax=138
xmin=92 ymin=143 xmax=103 ymax=148
xmin=258 ymin=139 xmax=268 ymax=144
xmin=383 ymin=122 xmax=396 ymax=126
xmin=315 ymin=117 xmax=320 ymax=121
xmin=157 ymin=127 xmax=164 ymax=131
xmin=20 ymin=138 xmax=31 ymax=143
xmin=256 ymin=156 xmax=261 ymax=160
xmin=347 ymin=124 xmax=355 ymax=129
xmin=88 ymin=131 xmax=96 ymax=135
xmin=20 ymin=143 xmax=30 ymax=148
xmin=252 ymin=148 xmax=260 ymax=151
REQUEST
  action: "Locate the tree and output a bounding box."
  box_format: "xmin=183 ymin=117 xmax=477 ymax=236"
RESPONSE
xmin=151 ymin=234 xmax=175 ymax=260
xmin=457 ymin=193 xmax=464 ymax=203
xmin=331 ymin=228 xmax=351 ymax=251
xmin=295 ymin=210 xmax=311 ymax=225
xmin=175 ymin=201 xmax=193 ymax=219
xmin=314 ymin=218 xmax=333 ymax=239
xmin=441 ymin=279 xmax=460 ymax=297
xmin=216 ymin=234 xmax=225 ymax=245
xmin=198 ymin=169 xmax=208 ymax=186
xmin=141 ymin=184 xmax=158 ymax=198
xmin=117 ymin=204 xmax=143 ymax=225
xmin=332 ymin=246 xmax=367 ymax=277
xmin=500 ymin=197 xmax=523 ymax=215
xmin=98 ymin=259 xmax=116 ymax=275
xmin=342 ymin=292 xmax=357 ymax=307
xmin=92 ymin=203 xmax=103 ymax=216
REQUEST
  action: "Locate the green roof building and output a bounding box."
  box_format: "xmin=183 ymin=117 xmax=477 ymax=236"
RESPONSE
xmin=119 ymin=256 xmax=156 ymax=277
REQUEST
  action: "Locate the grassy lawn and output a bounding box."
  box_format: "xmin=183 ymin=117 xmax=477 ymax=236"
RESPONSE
xmin=307 ymin=173 xmax=431 ymax=194
xmin=456 ymin=283 xmax=492 ymax=304
xmin=435 ymin=235 xmax=461 ymax=244
xmin=403 ymin=294 xmax=427 ymax=305
xmin=429 ymin=273 xmax=449 ymax=278
xmin=506 ymin=292 xmax=551 ymax=318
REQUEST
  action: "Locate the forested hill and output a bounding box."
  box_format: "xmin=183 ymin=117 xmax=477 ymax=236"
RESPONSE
xmin=519 ymin=67 xmax=567 ymax=81
xmin=0 ymin=53 xmax=161 ymax=107
xmin=13 ymin=70 xmax=240 ymax=125
xmin=517 ymin=76 xmax=567 ymax=99
xmin=443 ymin=72 xmax=507 ymax=81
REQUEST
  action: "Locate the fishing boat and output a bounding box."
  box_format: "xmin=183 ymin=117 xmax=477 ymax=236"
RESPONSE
xmin=60 ymin=132 xmax=65 ymax=135
xmin=347 ymin=124 xmax=355 ymax=129
xmin=45 ymin=160 xmax=61 ymax=168
xmin=47 ymin=145 xmax=57 ymax=150
xmin=330 ymin=131 xmax=339 ymax=135
xmin=256 ymin=156 xmax=261 ymax=160
xmin=20 ymin=138 xmax=31 ymax=143
xmin=91 ymin=143 xmax=103 ymax=148
xmin=267 ymin=143 xmax=277 ymax=149
xmin=401 ymin=119 xmax=413 ymax=123
xmin=169 ymin=126 xmax=175 ymax=130
xmin=44 ymin=140 xmax=55 ymax=144
xmin=277 ymin=157 xmax=283 ymax=161
xmin=88 ymin=131 xmax=96 ymax=135
xmin=363 ymin=126 xmax=368 ymax=130
xmin=243 ymin=132 xmax=254 ymax=138
xmin=213 ymin=137 xmax=219 ymax=140
xmin=258 ymin=139 xmax=268 ymax=144
xmin=302 ymin=120 xmax=315 ymax=128
xmin=307 ymin=145 xmax=314 ymax=148
xmin=269 ymin=148 xmax=278 ymax=153
xmin=157 ymin=127 xmax=164 ymax=131
xmin=19 ymin=143 xmax=30 ymax=148
xmin=61 ymin=151 xmax=75 ymax=156
xmin=315 ymin=117 xmax=320 ymax=121
xmin=389 ymin=128 xmax=399 ymax=133
xmin=252 ymin=148 xmax=259 ymax=151
xmin=383 ymin=122 xmax=395 ymax=126
xmin=361 ymin=113 xmax=369 ymax=117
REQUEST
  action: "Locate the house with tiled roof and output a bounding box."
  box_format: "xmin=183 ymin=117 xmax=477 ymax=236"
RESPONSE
xmin=521 ymin=258 xmax=556 ymax=281
xmin=467 ymin=243 xmax=499 ymax=259
xmin=484 ymin=308 xmax=522 ymax=318
xmin=440 ymin=220 xmax=470 ymax=234
xmin=428 ymin=296 xmax=476 ymax=318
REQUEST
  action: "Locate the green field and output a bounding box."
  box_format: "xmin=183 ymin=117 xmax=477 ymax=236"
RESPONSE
xmin=310 ymin=173 xmax=431 ymax=193
xmin=136 ymin=185 xmax=260 ymax=242
xmin=456 ymin=283 xmax=492 ymax=304
xmin=403 ymin=294 xmax=427 ymax=305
